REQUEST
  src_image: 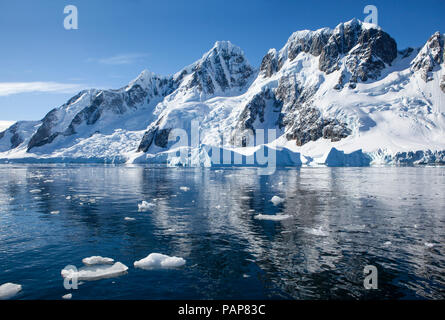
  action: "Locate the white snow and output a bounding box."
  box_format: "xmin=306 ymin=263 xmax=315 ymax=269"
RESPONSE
xmin=254 ymin=214 xmax=291 ymax=221
xmin=0 ymin=283 xmax=22 ymax=300
xmin=134 ymin=253 xmax=186 ymax=269
xmin=61 ymin=262 xmax=128 ymax=281
xmin=82 ymin=256 xmax=115 ymax=266
xmin=138 ymin=201 xmax=155 ymax=212
xmin=270 ymin=196 xmax=285 ymax=206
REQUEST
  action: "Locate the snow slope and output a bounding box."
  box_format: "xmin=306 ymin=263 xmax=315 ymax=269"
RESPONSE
xmin=0 ymin=19 xmax=444 ymax=166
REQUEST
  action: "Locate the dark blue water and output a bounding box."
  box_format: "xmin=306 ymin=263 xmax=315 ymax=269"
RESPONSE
xmin=0 ymin=165 xmax=444 ymax=299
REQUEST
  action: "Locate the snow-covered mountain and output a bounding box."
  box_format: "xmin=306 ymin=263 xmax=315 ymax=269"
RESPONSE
xmin=1 ymin=19 xmax=444 ymax=166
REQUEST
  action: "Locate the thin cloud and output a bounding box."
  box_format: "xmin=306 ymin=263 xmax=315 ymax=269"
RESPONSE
xmin=90 ymin=53 xmax=148 ymax=65
xmin=0 ymin=82 xmax=85 ymax=96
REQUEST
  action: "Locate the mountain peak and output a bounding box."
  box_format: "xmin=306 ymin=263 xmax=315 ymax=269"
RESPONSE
xmin=176 ymin=40 xmax=254 ymax=96
xmin=334 ymin=18 xmax=382 ymax=32
xmin=411 ymin=31 xmax=444 ymax=82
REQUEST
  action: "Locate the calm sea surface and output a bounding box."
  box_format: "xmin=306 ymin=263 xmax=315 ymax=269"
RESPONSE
xmin=0 ymin=165 xmax=444 ymax=299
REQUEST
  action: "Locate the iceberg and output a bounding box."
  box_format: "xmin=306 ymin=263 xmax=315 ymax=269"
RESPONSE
xmin=138 ymin=201 xmax=155 ymax=212
xmin=270 ymin=196 xmax=285 ymax=206
xmin=61 ymin=262 xmax=128 ymax=281
xmin=134 ymin=253 xmax=186 ymax=269
xmin=82 ymin=256 xmax=115 ymax=266
xmin=0 ymin=283 xmax=22 ymax=300
xmin=62 ymin=293 xmax=72 ymax=300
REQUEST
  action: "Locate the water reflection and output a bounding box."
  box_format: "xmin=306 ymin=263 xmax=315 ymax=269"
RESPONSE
xmin=0 ymin=165 xmax=444 ymax=299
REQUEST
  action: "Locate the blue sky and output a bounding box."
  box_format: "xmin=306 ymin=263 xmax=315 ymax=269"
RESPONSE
xmin=0 ymin=0 xmax=444 ymax=121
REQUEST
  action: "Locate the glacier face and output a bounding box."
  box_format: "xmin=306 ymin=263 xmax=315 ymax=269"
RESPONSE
xmin=1 ymin=19 xmax=444 ymax=166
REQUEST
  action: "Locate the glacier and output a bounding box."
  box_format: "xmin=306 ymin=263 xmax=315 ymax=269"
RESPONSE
xmin=0 ymin=19 xmax=444 ymax=167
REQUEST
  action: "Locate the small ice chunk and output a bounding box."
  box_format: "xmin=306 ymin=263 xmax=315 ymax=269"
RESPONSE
xmin=384 ymin=241 xmax=392 ymax=247
xmin=0 ymin=283 xmax=22 ymax=300
xmin=44 ymin=180 xmax=54 ymax=183
xmin=66 ymin=196 xmax=71 ymax=200
xmin=270 ymin=196 xmax=285 ymax=206
xmin=62 ymin=293 xmax=72 ymax=300
xmin=61 ymin=262 xmax=128 ymax=281
xmin=138 ymin=201 xmax=155 ymax=212
xmin=50 ymin=211 xmax=60 ymax=215
xmin=179 ymin=186 xmax=190 ymax=192
xmin=305 ymin=227 xmax=329 ymax=237
xmin=254 ymin=214 xmax=291 ymax=221
xmin=82 ymin=256 xmax=115 ymax=266
xmin=124 ymin=217 xmax=136 ymax=221
xmin=30 ymin=189 xmax=41 ymax=194
xmin=424 ymin=242 xmax=435 ymax=248
xmin=134 ymin=253 xmax=186 ymax=269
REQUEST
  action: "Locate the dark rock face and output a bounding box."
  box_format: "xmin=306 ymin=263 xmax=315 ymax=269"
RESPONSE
xmin=27 ymin=109 xmax=60 ymax=151
xmin=275 ymin=74 xmax=351 ymax=145
xmin=124 ymin=84 xmax=148 ymax=108
xmin=287 ymin=28 xmax=332 ymax=61
xmin=9 ymin=123 xmax=24 ymax=149
xmin=259 ymin=50 xmax=279 ymax=78
xmin=441 ymin=76 xmax=445 ymax=93
xmin=186 ymin=42 xmax=254 ymax=94
xmin=411 ymin=32 xmax=444 ymax=82
xmin=232 ymin=88 xmax=281 ymax=146
xmin=233 ymin=74 xmax=352 ymax=147
xmin=137 ymin=126 xmax=157 ymax=152
xmin=260 ymin=20 xmax=397 ymax=89
xmin=137 ymin=125 xmax=172 ymax=152
xmin=321 ymin=22 xmax=397 ymax=88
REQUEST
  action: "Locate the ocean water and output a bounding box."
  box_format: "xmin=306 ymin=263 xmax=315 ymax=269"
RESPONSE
xmin=0 ymin=165 xmax=444 ymax=300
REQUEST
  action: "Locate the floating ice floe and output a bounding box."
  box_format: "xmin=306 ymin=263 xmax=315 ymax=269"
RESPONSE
xmin=50 ymin=211 xmax=60 ymax=215
xmin=30 ymin=189 xmax=41 ymax=194
xmin=124 ymin=217 xmax=136 ymax=221
xmin=138 ymin=201 xmax=155 ymax=212
xmin=61 ymin=262 xmax=128 ymax=281
xmin=384 ymin=241 xmax=392 ymax=247
xmin=0 ymin=283 xmax=22 ymax=300
xmin=66 ymin=196 xmax=71 ymax=200
xmin=82 ymin=256 xmax=115 ymax=266
xmin=134 ymin=253 xmax=186 ymax=269
xmin=270 ymin=196 xmax=285 ymax=206
xmin=43 ymin=180 xmax=54 ymax=183
xmin=254 ymin=214 xmax=291 ymax=221
xmin=179 ymin=186 xmax=190 ymax=192
xmin=424 ymin=242 xmax=435 ymax=248
xmin=304 ymin=227 xmax=329 ymax=237
xmin=62 ymin=293 xmax=72 ymax=300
